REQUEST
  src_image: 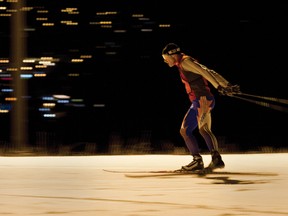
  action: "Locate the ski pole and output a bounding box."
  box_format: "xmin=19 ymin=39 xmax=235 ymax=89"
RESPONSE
xmin=229 ymin=94 xmax=288 ymax=113
xmin=235 ymin=92 xmax=288 ymax=106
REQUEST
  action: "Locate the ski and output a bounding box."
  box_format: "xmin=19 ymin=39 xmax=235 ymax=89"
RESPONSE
xmin=103 ymin=168 xmax=200 ymax=174
xmin=124 ymin=170 xmax=208 ymax=178
xmin=103 ymin=168 xmax=208 ymax=177
xmin=103 ymin=168 xmax=277 ymax=178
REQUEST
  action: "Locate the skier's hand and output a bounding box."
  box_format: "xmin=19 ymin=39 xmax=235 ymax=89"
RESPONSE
xmin=217 ymin=86 xmax=228 ymax=96
xmin=218 ymin=84 xmax=241 ymax=96
xmin=227 ymin=84 xmax=241 ymax=95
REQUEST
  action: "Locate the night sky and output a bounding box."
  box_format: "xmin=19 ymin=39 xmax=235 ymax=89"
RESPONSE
xmin=1 ymin=1 xmax=288 ymax=152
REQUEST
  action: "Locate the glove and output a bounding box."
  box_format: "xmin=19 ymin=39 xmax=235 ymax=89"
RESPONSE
xmin=218 ymin=84 xmax=241 ymax=96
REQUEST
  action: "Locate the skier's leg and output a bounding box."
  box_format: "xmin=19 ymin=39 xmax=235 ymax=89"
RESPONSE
xmin=197 ymin=96 xmax=225 ymax=170
xmin=180 ymin=102 xmax=204 ymax=171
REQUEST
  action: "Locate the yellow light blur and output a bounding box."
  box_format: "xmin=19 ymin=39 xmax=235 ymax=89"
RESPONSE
xmin=159 ymin=24 xmax=171 ymax=28
xmin=36 ymin=17 xmax=48 ymax=21
xmin=96 ymin=11 xmax=117 ymax=15
xmin=22 ymin=7 xmax=33 ymax=11
xmin=71 ymin=59 xmax=83 ymax=63
xmin=40 ymin=57 xmax=53 ymax=60
xmin=99 ymin=21 xmax=112 ymax=25
xmin=0 ymin=13 xmax=11 ymax=16
xmin=35 ymin=65 xmax=47 ymax=68
xmin=61 ymin=20 xmax=78 ymax=25
xmin=42 ymin=23 xmax=54 ymax=26
xmin=5 ymin=97 xmax=17 ymax=101
xmin=43 ymin=103 xmax=56 ymax=107
xmin=68 ymin=73 xmax=80 ymax=77
xmin=0 ymin=59 xmax=9 ymax=63
xmin=7 ymin=68 xmax=17 ymax=71
xmin=20 ymin=67 xmax=33 ymax=70
xmin=37 ymin=10 xmax=48 ymax=13
xmin=80 ymin=55 xmax=92 ymax=59
xmin=0 ymin=110 xmax=9 ymax=113
xmin=23 ymin=59 xmax=35 ymax=63
xmin=61 ymin=8 xmax=79 ymax=14
xmin=132 ymin=14 xmax=144 ymax=18
xmin=34 ymin=73 xmax=46 ymax=77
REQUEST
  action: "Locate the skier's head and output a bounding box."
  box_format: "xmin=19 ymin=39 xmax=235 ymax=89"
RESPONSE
xmin=162 ymin=43 xmax=181 ymax=67
xmin=162 ymin=43 xmax=181 ymax=55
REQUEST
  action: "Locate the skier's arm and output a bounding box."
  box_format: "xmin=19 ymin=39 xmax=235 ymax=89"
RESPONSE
xmin=181 ymin=58 xmax=230 ymax=89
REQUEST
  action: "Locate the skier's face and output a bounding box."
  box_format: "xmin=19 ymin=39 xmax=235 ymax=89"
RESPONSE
xmin=162 ymin=54 xmax=175 ymax=67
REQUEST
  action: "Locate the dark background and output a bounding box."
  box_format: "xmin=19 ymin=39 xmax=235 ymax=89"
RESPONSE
xmin=1 ymin=1 xmax=288 ymax=154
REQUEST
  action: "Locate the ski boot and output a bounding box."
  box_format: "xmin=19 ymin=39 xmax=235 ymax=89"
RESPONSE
xmin=207 ymin=150 xmax=225 ymax=171
xmin=181 ymin=154 xmax=204 ymax=171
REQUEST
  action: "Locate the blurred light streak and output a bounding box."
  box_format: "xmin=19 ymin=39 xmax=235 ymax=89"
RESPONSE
xmin=36 ymin=17 xmax=48 ymax=21
xmin=80 ymin=55 xmax=92 ymax=59
xmin=0 ymin=77 xmax=12 ymax=80
xmin=43 ymin=103 xmax=56 ymax=107
xmin=139 ymin=17 xmax=149 ymax=21
xmin=38 ymin=108 xmax=50 ymax=111
xmin=1 ymin=88 xmax=13 ymax=92
xmin=114 ymin=29 xmax=126 ymax=33
xmin=20 ymin=74 xmax=32 ymax=78
xmin=5 ymin=97 xmax=17 ymax=101
xmin=0 ymin=74 xmax=11 ymax=77
xmin=159 ymin=24 xmax=171 ymax=28
xmin=61 ymin=20 xmax=78 ymax=25
xmin=71 ymin=99 xmax=83 ymax=102
xmin=7 ymin=67 xmax=17 ymax=71
xmin=34 ymin=72 xmax=46 ymax=77
xmin=42 ymin=23 xmax=54 ymax=26
xmin=24 ymin=28 xmax=35 ymax=31
xmin=39 ymin=61 xmax=55 ymax=66
xmin=42 ymin=96 xmax=54 ymax=100
xmin=71 ymin=59 xmax=83 ymax=63
xmin=43 ymin=113 xmax=56 ymax=118
xmin=96 ymin=11 xmax=117 ymax=16
xmin=36 ymin=10 xmax=48 ymax=13
xmin=68 ymin=73 xmax=79 ymax=77
xmin=23 ymin=59 xmax=35 ymax=63
xmin=140 ymin=28 xmax=153 ymax=32
xmin=35 ymin=65 xmax=47 ymax=68
xmin=57 ymin=100 xmax=69 ymax=104
xmin=0 ymin=59 xmax=9 ymax=63
xmin=40 ymin=57 xmax=55 ymax=60
xmin=20 ymin=66 xmax=33 ymax=70
xmin=61 ymin=8 xmax=79 ymax=14
xmin=93 ymin=104 xmax=105 ymax=108
xmin=100 ymin=25 xmax=112 ymax=28
xmin=53 ymin=94 xmax=70 ymax=99
xmin=72 ymin=104 xmax=85 ymax=107
xmin=0 ymin=13 xmax=11 ymax=16
xmin=22 ymin=7 xmax=33 ymax=12
xmin=0 ymin=104 xmax=12 ymax=111
xmin=132 ymin=14 xmax=144 ymax=18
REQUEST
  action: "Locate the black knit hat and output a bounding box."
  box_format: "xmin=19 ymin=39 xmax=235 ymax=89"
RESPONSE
xmin=162 ymin=43 xmax=181 ymax=55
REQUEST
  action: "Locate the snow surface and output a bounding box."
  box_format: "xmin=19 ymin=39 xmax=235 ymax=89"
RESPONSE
xmin=0 ymin=153 xmax=287 ymax=216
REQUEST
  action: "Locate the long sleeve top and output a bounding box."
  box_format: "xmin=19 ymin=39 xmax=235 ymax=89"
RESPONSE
xmin=177 ymin=54 xmax=230 ymax=101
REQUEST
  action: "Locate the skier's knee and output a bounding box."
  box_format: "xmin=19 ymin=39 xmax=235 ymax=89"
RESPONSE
xmin=180 ymin=126 xmax=192 ymax=138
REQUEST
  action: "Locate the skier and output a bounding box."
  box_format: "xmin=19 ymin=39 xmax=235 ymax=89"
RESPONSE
xmin=162 ymin=43 xmax=240 ymax=171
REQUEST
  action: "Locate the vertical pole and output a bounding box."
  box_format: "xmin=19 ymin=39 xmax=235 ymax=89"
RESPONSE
xmin=10 ymin=0 xmax=28 ymax=151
